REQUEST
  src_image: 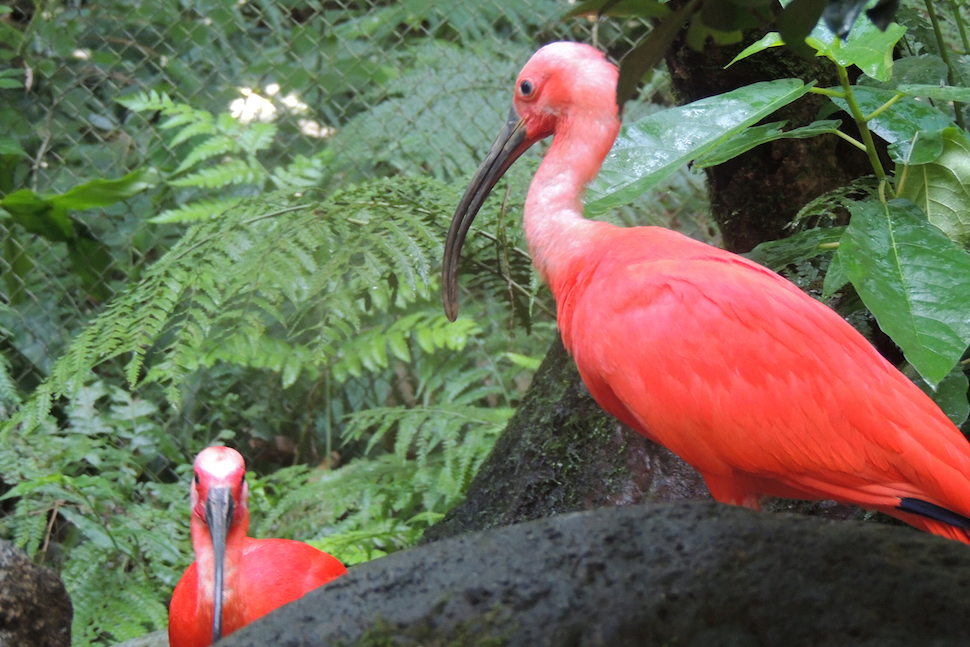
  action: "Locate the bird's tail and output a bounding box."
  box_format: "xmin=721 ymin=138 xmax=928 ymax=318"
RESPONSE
xmin=895 ymin=497 xmax=970 ymax=545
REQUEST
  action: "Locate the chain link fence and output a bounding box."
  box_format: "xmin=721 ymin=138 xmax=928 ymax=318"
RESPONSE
xmin=0 ymin=0 xmax=700 ymax=458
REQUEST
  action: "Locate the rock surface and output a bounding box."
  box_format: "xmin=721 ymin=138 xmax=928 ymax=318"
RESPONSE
xmin=218 ymin=501 xmax=970 ymax=647
xmin=422 ymin=338 xmax=712 ymax=544
xmin=114 ymin=630 xmax=169 ymax=647
xmin=0 ymin=539 xmax=72 ymax=647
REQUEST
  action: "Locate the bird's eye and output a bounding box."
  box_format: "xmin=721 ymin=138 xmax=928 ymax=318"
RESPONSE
xmin=194 ymin=474 xmax=200 ymax=485
xmin=519 ymin=80 xmax=533 ymax=96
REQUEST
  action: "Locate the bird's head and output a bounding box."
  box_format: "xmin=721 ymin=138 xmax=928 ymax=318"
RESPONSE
xmin=191 ymin=446 xmax=248 ymax=527
xmin=190 ymin=446 xmax=248 ymax=643
xmin=442 ymin=42 xmax=619 ymax=321
xmin=511 ymin=42 xmax=619 ymax=142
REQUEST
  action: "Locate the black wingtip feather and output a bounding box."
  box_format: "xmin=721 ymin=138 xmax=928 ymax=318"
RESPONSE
xmin=897 ymin=498 xmax=970 ymax=530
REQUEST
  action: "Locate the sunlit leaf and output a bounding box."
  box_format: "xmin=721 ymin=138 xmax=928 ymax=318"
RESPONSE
xmin=726 ymin=32 xmax=784 ymax=67
xmin=827 ymin=21 xmax=906 ymax=81
xmin=897 ymin=127 xmax=970 ymax=246
xmin=587 ymin=78 xmax=812 ymax=214
xmin=48 ymin=168 xmax=159 ymax=212
xmin=694 ymin=119 xmax=842 ymax=168
xmin=836 ymin=198 xmax=970 ymax=386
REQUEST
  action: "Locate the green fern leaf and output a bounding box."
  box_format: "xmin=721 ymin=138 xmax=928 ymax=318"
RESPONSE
xmin=170 ymin=159 xmax=262 ymax=188
xmin=174 ymin=135 xmax=238 ymax=174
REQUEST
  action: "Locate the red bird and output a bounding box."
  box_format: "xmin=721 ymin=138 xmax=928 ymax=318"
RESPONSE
xmin=443 ymin=42 xmax=970 ymax=543
xmin=168 ymin=447 xmax=346 ymax=647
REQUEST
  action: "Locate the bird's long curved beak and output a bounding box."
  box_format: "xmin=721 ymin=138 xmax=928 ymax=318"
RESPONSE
xmin=443 ymin=106 xmax=534 ymax=321
xmin=205 ymin=486 xmax=234 ymax=643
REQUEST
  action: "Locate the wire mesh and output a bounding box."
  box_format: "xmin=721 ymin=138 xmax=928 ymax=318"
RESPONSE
xmin=0 ymin=0 xmax=673 ymax=458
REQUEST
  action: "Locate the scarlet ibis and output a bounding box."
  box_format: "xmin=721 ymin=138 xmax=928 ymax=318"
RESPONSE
xmin=168 ymin=447 xmax=346 ymax=647
xmin=443 ymin=42 xmax=970 ymax=543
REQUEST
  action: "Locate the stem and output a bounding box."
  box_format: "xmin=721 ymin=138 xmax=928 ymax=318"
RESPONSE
xmin=924 ymin=0 xmax=968 ymax=129
xmin=950 ymin=0 xmax=970 ymax=54
xmin=832 ymin=128 xmax=868 ymax=152
xmin=838 ymin=64 xmax=888 ymax=183
xmin=865 ymin=93 xmax=904 ymax=121
xmin=809 ymin=87 xmax=845 ymax=98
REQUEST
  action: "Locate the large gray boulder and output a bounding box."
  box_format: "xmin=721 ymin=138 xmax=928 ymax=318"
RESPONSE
xmin=0 ymin=539 xmax=72 ymax=647
xmin=217 ymin=501 xmax=970 ymax=647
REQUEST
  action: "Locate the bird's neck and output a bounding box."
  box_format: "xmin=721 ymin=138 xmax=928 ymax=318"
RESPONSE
xmin=523 ymin=110 xmax=619 ymax=291
xmin=191 ymin=514 xmax=249 ymax=630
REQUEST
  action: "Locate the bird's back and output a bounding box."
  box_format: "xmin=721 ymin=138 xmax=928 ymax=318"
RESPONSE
xmin=555 ymin=224 xmax=970 ymax=535
xmin=239 ymin=537 xmax=346 ymax=623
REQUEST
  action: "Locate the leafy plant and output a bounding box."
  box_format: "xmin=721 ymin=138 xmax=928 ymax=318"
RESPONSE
xmin=0 ymin=380 xmax=186 ymax=645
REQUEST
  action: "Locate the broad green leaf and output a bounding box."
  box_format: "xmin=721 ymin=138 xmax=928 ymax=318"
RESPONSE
xmin=822 ymin=248 xmax=848 ymax=297
xmin=695 ymin=119 xmax=842 ymax=168
xmin=881 ymin=55 xmax=947 ymax=87
xmin=827 ymin=22 xmax=906 ymax=81
xmin=906 ymin=365 xmax=970 ymax=426
xmin=0 ymin=190 xmax=75 ymax=241
xmin=897 ymin=128 xmax=970 ymax=246
xmin=587 ymin=78 xmax=812 ymax=214
xmin=744 ymin=226 xmax=846 ymax=270
xmin=48 ymin=168 xmax=159 ymax=212
xmin=0 ymin=136 xmax=25 ymax=157
xmin=836 ymin=198 xmax=970 ymax=386
xmin=897 ymin=84 xmax=970 ymax=103
xmin=826 ymin=86 xmax=954 ymax=162
xmin=726 ymin=32 xmax=783 ymax=67
xmin=890 ymin=128 xmax=946 ymax=166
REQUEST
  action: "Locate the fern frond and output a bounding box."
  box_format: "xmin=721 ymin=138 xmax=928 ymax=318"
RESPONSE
xmin=169 ymin=159 xmax=263 ymax=188
xmin=2 ymin=177 xmax=466 ymax=431
xmin=272 ymin=152 xmax=332 ymax=189
xmin=236 ymin=122 xmax=278 ymax=155
xmin=173 ymin=135 xmax=238 ymax=174
xmin=150 ymin=197 xmax=245 ymax=223
xmin=329 ymin=41 xmax=532 ymax=181
xmin=0 ymin=351 xmax=21 ymax=419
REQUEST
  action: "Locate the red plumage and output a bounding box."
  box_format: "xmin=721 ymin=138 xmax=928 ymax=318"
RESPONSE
xmin=168 ymin=447 xmax=346 ymax=647
xmin=443 ymin=42 xmax=970 ymax=543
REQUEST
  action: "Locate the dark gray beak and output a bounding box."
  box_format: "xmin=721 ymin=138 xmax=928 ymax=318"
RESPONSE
xmin=442 ymin=106 xmax=533 ymax=321
xmin=205 ymin=486 xmax=234 ymax=643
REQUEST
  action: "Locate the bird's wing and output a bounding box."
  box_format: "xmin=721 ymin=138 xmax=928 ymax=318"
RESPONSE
xmin=241 ymin=539 xmax=346 ymax=621
xmin=564 ymin=252 xmax=970 ymax=510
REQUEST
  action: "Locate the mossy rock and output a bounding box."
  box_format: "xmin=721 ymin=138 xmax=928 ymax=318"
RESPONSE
xmin=219 ymin=501 xmax=970 ymax=647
